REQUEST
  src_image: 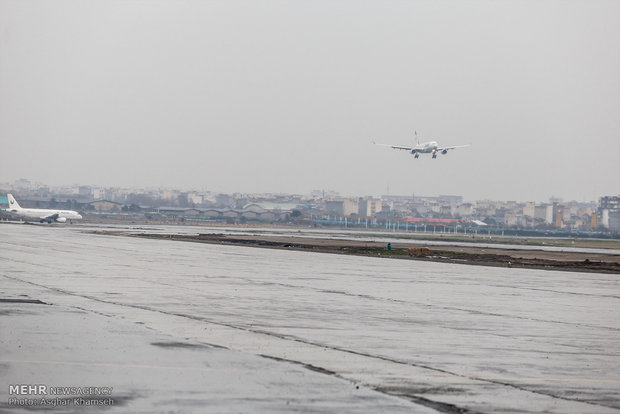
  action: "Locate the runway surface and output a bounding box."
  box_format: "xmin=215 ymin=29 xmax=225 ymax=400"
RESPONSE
xmin=1 ymin=224 xmax=619 ymax=413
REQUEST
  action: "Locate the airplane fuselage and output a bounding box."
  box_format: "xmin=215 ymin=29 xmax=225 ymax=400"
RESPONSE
xmin=411 ymin=141 xmax=439 ymax=154
xmin=7 ymin=207 xmax=82 ymax=222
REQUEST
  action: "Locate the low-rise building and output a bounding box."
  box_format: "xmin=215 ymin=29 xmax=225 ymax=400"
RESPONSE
xmin=88 ymin=200 xmax=123 ymax=212
xmin=325 ymin=199 xmax=358 ymax=216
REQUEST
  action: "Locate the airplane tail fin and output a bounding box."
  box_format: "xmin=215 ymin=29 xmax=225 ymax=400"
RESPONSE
xmin=7 ymin=194 xmax=22 ymax=210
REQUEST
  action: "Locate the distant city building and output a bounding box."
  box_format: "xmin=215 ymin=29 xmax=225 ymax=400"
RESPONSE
xmin=325 ymin=199 xmax=358 ymax=216
xmin=187 ymin=193 xmax=203 ymax=205
xmin=437 ymin=195 xmax=463 ymax=205
xmin=609 ymin=212 xmax=620 ymax=234
xmin=454 ymin=203 xmax=473 ymax=217
xmin=544 ymin=205 xmax=554 ymax=224
xmin=522 ymin=202 xmax=536 ymax=218
xmin=599 ymin=195 xmax=620 ymax=231
xmin=358 ymin=197 xmax=382 ymax=217
xmin=215 ymin=194 xmax=234 ymax=207
xmin=523 ymin=202 xmax=553 ymax=224
xmin=14 ymin=178 xmax=32 ymax=190
xmin=78 ymin=186 xmax=92 ymax=197
xmin=382 ymin=194 xmax=414 ymax=202
xmin=599 ymin=196 xmax=620 ymax=211
xmin=92 ymin=188 xmax=105 ymax=199
xmin=552 ymin=203 xmax=564 ymax=228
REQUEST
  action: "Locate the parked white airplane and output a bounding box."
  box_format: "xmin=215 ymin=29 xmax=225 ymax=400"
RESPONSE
xmin=5 ymin=194 xmax=82 ymax=223
xmin=374 ymin=131 xmax=470 ymax=159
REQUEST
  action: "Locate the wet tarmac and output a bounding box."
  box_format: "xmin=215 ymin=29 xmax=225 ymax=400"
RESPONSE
xmin=1 ymin=224 xmax=619 ymax=413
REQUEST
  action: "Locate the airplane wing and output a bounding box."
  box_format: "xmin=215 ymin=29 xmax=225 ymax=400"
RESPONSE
xmin=372 ymin=141 xmax=413 ymax=151
xmin=40 ymin=213 xmax=59 ymax=221
xmin=436 ymin=144 xmax=470 ymax=152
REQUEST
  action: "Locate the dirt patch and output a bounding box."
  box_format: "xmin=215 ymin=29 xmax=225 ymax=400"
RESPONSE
xmin=101 ymin=232 xmax=620 ymax=274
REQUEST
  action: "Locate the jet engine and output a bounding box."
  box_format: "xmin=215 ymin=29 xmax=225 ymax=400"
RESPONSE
xmin=55 ymin=217 xmax=67 ymax=223
xmin=442 ymin=149 xmax=448 ymax=154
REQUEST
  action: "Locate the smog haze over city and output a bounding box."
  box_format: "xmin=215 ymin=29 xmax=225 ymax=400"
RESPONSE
xmin=1 ymin=1 xmax=619 ymax=202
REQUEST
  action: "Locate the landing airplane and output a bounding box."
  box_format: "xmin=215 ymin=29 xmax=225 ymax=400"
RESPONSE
xmin=4 ymin=194 xmax=82 ymax=223
xmin=374 ymin=131 xmax=470 ymax=159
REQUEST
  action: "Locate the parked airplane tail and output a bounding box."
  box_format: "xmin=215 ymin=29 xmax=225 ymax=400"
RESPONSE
xmin=6 ymin=194 xmax=22 ymax=210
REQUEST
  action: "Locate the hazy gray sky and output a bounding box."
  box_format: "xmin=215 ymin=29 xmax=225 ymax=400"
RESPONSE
xmin=1 ymin=0 xmax=618 ymax=201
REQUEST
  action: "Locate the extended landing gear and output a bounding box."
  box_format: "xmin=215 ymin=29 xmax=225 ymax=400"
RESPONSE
xmin=414 ymin=154 xmax=419 ymax=159
xmin=432 ymin=153 xmax=437 ymax=159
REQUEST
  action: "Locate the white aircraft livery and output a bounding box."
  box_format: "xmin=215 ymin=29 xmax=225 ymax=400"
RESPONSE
xmin=5 ymin=194 xmax=82 ymax=223
xmin=374 ymin=131 xmax=470 ymax=159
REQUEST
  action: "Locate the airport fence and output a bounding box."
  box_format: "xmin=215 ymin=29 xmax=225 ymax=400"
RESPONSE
xmin=311 ymin=218 xmax=619 ymax=239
